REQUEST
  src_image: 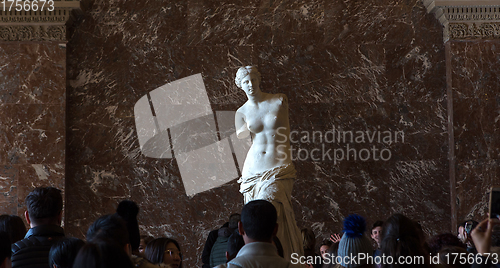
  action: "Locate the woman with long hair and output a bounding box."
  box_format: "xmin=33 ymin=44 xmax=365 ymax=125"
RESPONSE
xmin=380 ymin=214 xmax=433 ymax=268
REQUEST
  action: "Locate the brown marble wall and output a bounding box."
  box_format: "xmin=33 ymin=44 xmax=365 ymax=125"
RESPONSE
xmin=450 ymin=40 xmax=500 ymax=223
xmin=0 ymin=42 xmax=66 ymax=224
xmin=63 ymin=0 xmax=450 ymax=266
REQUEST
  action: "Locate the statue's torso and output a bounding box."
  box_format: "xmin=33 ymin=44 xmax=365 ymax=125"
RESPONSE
xmin=237 ymin=93 xmax=292 ymax=177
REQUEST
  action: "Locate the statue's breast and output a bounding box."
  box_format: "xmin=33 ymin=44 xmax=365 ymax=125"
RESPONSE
xmin=246 ymin=116 xmax=264 ymax=133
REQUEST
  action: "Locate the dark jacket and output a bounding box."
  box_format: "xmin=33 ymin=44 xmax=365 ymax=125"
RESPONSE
xmin=203 ymin=229 xmax=221 ymax=268
xmin=210 ymin=227 xmax=235 ymax=267
xmin=11 ymin=224 xmax=65 ymax=268
xmin=202 ymin=222 xmax=229 ymax=268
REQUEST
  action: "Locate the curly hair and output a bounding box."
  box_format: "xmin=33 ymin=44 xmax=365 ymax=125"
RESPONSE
xmin=235 ymin=66 xmax=261 ymax=88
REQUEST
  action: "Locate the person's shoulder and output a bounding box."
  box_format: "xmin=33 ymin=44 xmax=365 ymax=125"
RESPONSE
xmin=12 ymin=229 xmax=64 ymax=254
xmin=131 ymin=255 xmax=165 ymax=268
xmin=11 ymin=235 xmax=60 ymax=267
xmin=11 ymin=237 xmax=30 ymax=253
xmin=11 ymin=235 xmax=44 ymax=252
xmin=229 ymin=254 xmax=293 ymax=268
xmin=226 ymin=260 xmax=243 ymax=268
xmin=214 ymin=263 xmax=228 ymax=268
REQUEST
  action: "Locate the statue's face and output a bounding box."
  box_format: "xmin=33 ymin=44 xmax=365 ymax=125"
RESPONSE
xmin=240 ymin=73 xmax=260 ymax=96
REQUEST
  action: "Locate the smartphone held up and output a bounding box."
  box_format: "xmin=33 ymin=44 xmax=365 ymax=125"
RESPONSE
xmin=489 ymin=186 xmax=500 ymax=219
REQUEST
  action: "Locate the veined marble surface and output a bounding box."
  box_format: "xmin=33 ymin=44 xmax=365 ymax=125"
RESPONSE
xmin=0 ymin=43 xmax=66 ymax=223
xmin=1 ymin=0 xmax=480 ymax=267
xmin=63 ymin=1 xmax=450 ymax=266
xmin=451 ymin=41 xmax=500 ymax=222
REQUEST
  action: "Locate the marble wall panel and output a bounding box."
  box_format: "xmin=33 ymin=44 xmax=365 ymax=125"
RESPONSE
xmin=182 ymin=46 xmax=255 ymax=103
xmin=65 ymin=164 xmax=139 ymax=238
xmin=388 ymin=159 xmax=450 ymax=235
xmin=0 ymin=165 xmax=19 ymax=215
xmin=325 ymin=1 xmax=443 ymax=45
xmin=0 ymin=44 xmax=20 ymax=103
xmin=17 ymin=44 xmax=66 ymax=104
xmin=451 ymin=41 xmax=500 ymax=223
xmin=451 ymin=41 xmax=500 ymax=101
xmin=0 ymin=46 xmax=20 ymax=217
xmin=0 ymin=104 xmax=65 ymax=165
xmin=293 ymin=160 xmax=393 ymax=230
xmin=66 ymin=0 xmax=449 ymax=266
xmin=288 ymin=102 xmax=447 ymax=162
xmin=454 ymin=100 xmax=500 ymax=160
xmin=385 ymin=44 xmax=447 ymax=103
xmin=186 ymin=0 xmax=325 ymax=46
xmin=187 ymin=2 xmax=272 ymax=46
xmin=0 ymin=42 xmax=66 ymax=221
xmin=456 ymin=159 xmax=499 ymax=221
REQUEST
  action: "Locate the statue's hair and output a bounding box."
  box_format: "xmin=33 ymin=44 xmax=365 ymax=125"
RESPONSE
xmin=235 ymin=66 xmax=261 ymax=88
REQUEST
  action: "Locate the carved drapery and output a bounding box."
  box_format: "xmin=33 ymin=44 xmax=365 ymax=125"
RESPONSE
xmin=424 ymin=0 xmax=500 ymax=42
xmin=0 ymin=1 xmax=81 ymax=41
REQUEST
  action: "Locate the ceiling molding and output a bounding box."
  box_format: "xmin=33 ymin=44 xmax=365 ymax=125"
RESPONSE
xmin=0 ymin=0 xmax=81 ymax=41
xmin=423 ymin=0 xmax=500 ymax=42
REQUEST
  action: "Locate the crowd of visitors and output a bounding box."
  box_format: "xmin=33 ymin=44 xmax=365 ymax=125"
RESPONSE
xmin=0 ymin=186 xmax=499 ymax=268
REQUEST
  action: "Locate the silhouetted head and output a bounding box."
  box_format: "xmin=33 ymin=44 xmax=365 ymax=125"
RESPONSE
xmin=380 ymin=214 xmax=429 ymax=268
xmin=25 ymin=187 xmax=63 ymax=226
xmin=115 ymin=200 xmax=140 ymax=251
xmin=240 ymin=200 xmax=277 ymax=242
xmin=86 ymin=214 xmax=129 ymax=249
xmin=0 ymin=214 xmax=27 ymax=243
xmin=0 ymin=232 xmax=11 ymax=267
xmin=49 ymin=237 xmax=85 ymax=268
xmin=73 ymin=240 xmax=134 ymax=268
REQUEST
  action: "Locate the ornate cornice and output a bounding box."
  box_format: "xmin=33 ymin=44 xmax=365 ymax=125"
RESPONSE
xmin=0 ymin=25 xmax=65 ymax=41
xmin=423 ymin=0 xmax=500 ymax=42
xmin=449 ymin=22 xmax=500 ymax=39
xmin=0 ymin=0 xmax=81 ymax=41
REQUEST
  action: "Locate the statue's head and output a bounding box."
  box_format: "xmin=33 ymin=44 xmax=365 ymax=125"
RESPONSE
xmin=235 ymin=66 xmax=261 ymax=89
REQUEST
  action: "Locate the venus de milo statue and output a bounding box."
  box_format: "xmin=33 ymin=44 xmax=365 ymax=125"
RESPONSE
xmin=234 ymin=66 xmax=303 ymax=259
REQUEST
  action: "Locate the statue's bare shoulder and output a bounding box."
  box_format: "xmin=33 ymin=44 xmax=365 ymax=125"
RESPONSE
xmin=266 ymin=93 xmax=288 ymax=110
xmin=235 ymin=103 xmax=250 ymax=139
xmin=276 ymin=93 xmax=288 ymax=104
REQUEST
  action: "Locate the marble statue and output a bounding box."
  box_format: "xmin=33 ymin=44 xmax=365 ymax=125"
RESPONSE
xmin=234 ymin=66 xmax=304 ymax=259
